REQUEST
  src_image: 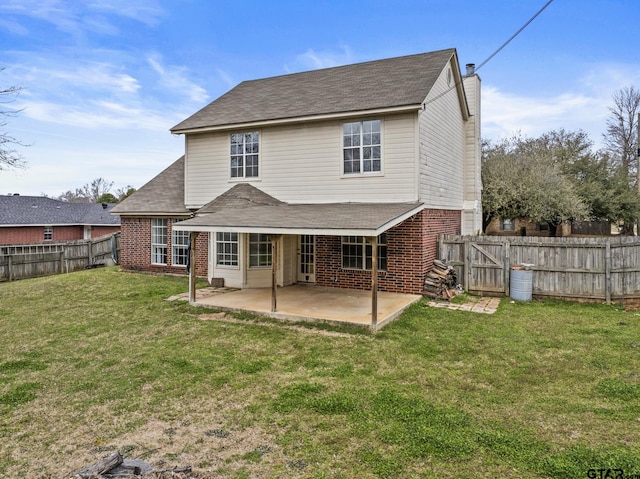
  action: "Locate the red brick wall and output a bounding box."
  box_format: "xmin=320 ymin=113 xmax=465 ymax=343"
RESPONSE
xmin=0 ymin=226 xmax=85 ymax=245
xmin=315 ymin=209 xmax=461 ymax=294
xmin=119 ymin=217 xmax=208 ymax=277
xmin=91 ymin=226 xmax=120 ymax=238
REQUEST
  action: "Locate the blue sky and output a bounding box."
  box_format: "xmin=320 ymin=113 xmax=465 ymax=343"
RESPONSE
xmin=1 ymin=0 xmax=639 ymax=197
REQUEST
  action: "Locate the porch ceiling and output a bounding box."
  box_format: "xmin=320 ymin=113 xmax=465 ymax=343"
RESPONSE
xmin=173 ymin=201 xmax=424 ymax=236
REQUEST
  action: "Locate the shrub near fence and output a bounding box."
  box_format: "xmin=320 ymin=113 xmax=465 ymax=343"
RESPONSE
xmin=438 ymin=234 xmax=640 ymax=304
xmin=0 ymin=233 xmax=120 ymax=282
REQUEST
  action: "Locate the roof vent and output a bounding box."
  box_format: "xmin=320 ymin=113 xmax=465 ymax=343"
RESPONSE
xmin=102 ymin=203 xmax=108 ymax=209
xmin=465 ymin=63 xmax=476 ymax=76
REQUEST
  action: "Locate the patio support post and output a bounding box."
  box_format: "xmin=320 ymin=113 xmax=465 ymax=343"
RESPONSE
xmin=189 ymin=232 xmax=199 ymax=304
xmin=270 ymin=235 xmax=281 ymax=312
xmin=369 ymin=235 xmax=378 ymax=329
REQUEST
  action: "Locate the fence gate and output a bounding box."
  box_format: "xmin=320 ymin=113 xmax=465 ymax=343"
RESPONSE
xmin=439 ymin=237 xmax=508 ymax=295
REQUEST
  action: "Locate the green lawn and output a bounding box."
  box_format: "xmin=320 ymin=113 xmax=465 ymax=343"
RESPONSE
xmin=1 ymin=267 xmax=639 ymax=478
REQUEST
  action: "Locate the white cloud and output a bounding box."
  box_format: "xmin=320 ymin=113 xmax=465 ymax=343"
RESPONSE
xmin=482 ymin=62 xmax=640 ymax=149
xmin=286 ymin=45 xmax=356 ymax=72
xmin=147 ymin=54 xmax=209 ymax=104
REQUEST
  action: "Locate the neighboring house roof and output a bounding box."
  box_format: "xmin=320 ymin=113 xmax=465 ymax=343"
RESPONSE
xmin=171 ymin=48 xmax=458 ymax=133
xmin=0 ymin=195 xmax=120 ymax=227
xmin=111 ymin=156 xmax=190 ymax=216
xmin=175 ymin=183 xmax=423 ymax=236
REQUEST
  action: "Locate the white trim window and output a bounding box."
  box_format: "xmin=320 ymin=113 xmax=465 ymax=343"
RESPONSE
xmin=500 ymin=218 xmax=515 ymax=231
xmin=230 ymin=131 xmax=259 ymax=178
xmin=341 ymin=234 xmax=387 ymax=271
xmin=249 ymin=233 xmax=271 ymax=267
xmin=343 ymin=119 xmax=381 ymax=174
xmin=171 ymin=219 xmax=189 ymax=267
xmin=44 ymin=226 xmax=53 ymax=241
xmin=216 ymin=232 xmax=239 ymax=267
xmin=151 ymin=218 xmax=168 ymax=265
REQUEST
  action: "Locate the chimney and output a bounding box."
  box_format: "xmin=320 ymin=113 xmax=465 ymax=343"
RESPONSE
xmin=465 ymin=63 xmax=475 ymax=76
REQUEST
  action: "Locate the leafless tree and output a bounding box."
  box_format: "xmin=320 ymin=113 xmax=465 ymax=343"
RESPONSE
xmin=0 ymin=68 xmax=26 ymax=170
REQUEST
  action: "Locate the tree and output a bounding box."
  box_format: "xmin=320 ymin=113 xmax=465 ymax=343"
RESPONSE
xmin=0 ymin=69 xmax=26 ymax=170
xmin=114 ymin=185 xmax=136 ymax=201
xmin=482 ymin=133 xmax=587 ymax=235
xmin=602 ymin=86 xmax=640 ymax=234
xmin=57 ymin=178 xmax=114 ymax=203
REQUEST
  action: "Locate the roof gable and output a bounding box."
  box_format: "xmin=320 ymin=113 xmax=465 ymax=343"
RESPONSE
xmin=171 ymin=48 xmax=457 ymax=133
xmin=111 ymin=156 xmax=190 ymax=216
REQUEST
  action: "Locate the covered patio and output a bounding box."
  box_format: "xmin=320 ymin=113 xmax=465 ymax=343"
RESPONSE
xmin=191 ymin=284 xmax=422 ymax=331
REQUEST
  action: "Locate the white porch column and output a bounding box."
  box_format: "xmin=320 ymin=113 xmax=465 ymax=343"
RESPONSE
xmin=270 ymin=235 xmax=281 ymax=312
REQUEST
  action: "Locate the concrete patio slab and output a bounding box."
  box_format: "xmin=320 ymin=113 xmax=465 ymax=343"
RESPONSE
xmin=187 ymin=284 xmax=422 ymax=330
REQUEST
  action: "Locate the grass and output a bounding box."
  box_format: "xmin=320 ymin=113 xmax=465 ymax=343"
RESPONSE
xmin=1 ymin=267 xmax=639 ymax=478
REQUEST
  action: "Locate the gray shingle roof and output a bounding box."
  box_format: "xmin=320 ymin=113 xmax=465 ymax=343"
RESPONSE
xmin=176 ymin=201 xmax=424 ymax=236
xmin=198 ymin=183 xmax=284 ymax=213
xmin=0 ymin=195 xmax=120 ymax=226
xmin=171 ymin=48 xmax=456 ymax=132
xmin=111 ymin=156 xmax=190 ymax=216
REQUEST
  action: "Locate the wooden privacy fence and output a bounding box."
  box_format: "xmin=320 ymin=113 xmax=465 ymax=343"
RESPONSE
xmin=0 ymin=233 xmax=120 ymax=282
xmin=438 ymin=235 xmax=640 ymax=303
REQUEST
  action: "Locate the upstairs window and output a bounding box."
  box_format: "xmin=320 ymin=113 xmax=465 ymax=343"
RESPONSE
xmin=230 ymin=132 xmax=259 ymax=178
xmin=343 ymin=120 xmax=381 ymax=174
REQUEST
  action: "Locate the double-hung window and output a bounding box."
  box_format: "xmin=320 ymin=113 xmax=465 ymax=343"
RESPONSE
xmin=171 ymin=219 xmax=189 ymax=267
xmin=249 ymin=233 xmax=272 ymax=267
xmin=44 ymin=226 xmax=53 ymax=241
xmin=343 ymin=120 xmax=381 ymax=174
xmin=341 ymin=234 xmax=387 ymax=271
xmin=230 ymin=131 xmax=259 ymax=178
xmin=216 ymin=232 xmax=239 ymax=267
xmin=151 ymin=218 xmax=168 ymax=265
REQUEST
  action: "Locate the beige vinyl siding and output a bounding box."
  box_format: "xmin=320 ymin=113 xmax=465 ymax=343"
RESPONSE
xmin=184 ymin=113 xmax=418 ymax=208
xmin=418 ymin=60 xmax=465 ymax=209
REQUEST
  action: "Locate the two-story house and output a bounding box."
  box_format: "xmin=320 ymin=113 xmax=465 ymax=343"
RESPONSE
xmin=113 ymin=48 xmax=481 ymax=300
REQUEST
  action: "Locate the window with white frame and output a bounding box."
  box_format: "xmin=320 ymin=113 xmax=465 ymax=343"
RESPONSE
xmin=500 ymin=218 xmax=515 ymax=231
xmin=230 ymin=131 xmax=259 ymax=178
xmin=44 ymin=226 xmax=53 ymax=241
xmin=343 ymin=119 xmax=381 ymax=174
xmin=171 ymin=219 xmax=189 ymax=267
xmin=216 ymin=232 xmax=239 ymax=267
xmin=151 ymin=218 xmax=168 ymax=265
xmin=341 ymin=234 xmax=387 ymax=270
xmin=249 ymin=233 xmax=271 ymax=267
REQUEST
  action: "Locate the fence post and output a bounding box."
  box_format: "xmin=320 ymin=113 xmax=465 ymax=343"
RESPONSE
xmin=605 ymin=239 xmax=611 ymax=304
xmin=59 ymin=249 xmax=65 ymax=274
xmin=464 ymin=237 xmax=471 ymax=292
xmin=8 ymin=255 xmax=12 ymax=282
xmin=88 ymin=239 xmax=94 ymax=266
xmin=504 ymin=240 xmax=511 ymax=297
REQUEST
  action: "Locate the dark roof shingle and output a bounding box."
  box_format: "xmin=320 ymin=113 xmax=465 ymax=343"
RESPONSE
xmin=0 ymin=195 xmax=120 ymax=226
xmin=171 ymin=49 xmax=456 ymax=132
xmin=111 ymin=156 xmax=190 ymax=215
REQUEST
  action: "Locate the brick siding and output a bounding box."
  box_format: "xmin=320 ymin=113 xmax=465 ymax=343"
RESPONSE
xmin=119 ymin=217 xmax=208 ymax=277
xmin=315 ymin=209 xmax=461 ymax=294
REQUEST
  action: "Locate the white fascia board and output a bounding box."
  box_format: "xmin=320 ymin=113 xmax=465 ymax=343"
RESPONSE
xmin=171 ymin=105 xmax=422 ymax=135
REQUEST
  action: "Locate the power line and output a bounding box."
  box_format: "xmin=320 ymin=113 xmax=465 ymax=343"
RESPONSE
xmin=423 ymin=0 xmax=554 ymax=108
xmin=475 ymin=0 xmax=555 ymax=73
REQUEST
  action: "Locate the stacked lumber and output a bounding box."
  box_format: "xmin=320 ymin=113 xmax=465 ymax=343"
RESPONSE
xmin=72 ymin=451 xmax=191 ymax=478
xmin=423 ymin=259 xmax=457 ymax=300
